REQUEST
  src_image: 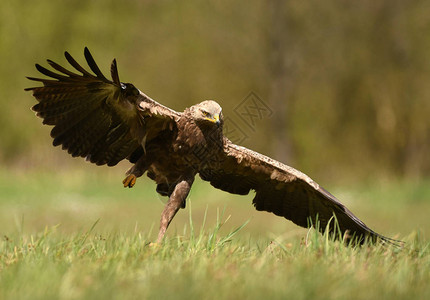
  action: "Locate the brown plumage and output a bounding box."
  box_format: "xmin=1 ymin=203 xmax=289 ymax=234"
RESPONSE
xmin=27 ymin=48 xmax=401 ymax=245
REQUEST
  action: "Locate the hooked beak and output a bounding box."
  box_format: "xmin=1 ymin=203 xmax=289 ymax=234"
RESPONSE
xmin=213 ymin=113 xmax=220 ymax=127
xmin=205 ymin=113 xmax=221 ymax=126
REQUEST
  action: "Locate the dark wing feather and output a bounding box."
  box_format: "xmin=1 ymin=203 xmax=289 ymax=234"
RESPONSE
xmin=27 ymin=47 xmax=180 ymax=166
xmin=200 ymin=138 xmax=402 ymax=246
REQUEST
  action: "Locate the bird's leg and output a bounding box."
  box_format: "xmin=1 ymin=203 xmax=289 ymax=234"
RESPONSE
xmin=156 ymin=177 xmax=194 ymax=243
xmin=123 ymin=157 xmax=150 ymax=188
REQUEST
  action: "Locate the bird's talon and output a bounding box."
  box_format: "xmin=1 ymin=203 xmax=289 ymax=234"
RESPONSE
xmin=123 ymin=174 xmax=137 ymax=188
xmin=147 ymin=242 xmax=161 ymax=248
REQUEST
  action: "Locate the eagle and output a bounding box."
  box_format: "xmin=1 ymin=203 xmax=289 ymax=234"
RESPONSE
xmin=26 ymin=48 xmax=400 ymax=246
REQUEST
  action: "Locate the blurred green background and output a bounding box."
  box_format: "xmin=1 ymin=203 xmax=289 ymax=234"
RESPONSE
xmin=0 ymin=0 xmax=429 ymax=240
xmin=1 ymin=3 xmax=430 ymax=298
xmin=1 ymin=0 xmax=429 ymax=179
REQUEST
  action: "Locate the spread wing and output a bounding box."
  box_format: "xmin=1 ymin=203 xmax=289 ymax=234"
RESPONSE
xmin=200 ymin=138 xmax=401 ymax=245
xmin=26 ymin=47 xmax=180 ymax=166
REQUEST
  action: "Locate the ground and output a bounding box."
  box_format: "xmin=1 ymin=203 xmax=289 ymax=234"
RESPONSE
xmin=0 ymin=167 xmax=429 ymax=299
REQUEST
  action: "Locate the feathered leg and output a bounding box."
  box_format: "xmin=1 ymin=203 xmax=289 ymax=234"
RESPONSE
xmin=156 ymin=177 xmax=194 ymax=243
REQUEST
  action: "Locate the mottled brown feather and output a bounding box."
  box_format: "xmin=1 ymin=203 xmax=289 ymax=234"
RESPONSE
xmin=28 ymin=48 xmax=179 ymax=167
xmin=200 ymin=138 xmax=401 ymax=245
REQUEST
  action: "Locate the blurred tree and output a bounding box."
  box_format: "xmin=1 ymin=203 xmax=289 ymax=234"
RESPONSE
xmin=265 ymin=0 xmax=297 ymax=163
xmin=1 ymin=0 xmax=429 ymax=180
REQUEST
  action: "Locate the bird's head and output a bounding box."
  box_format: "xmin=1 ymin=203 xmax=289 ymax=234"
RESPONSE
xmin=190 ymin=100 xmax=223 ymax=128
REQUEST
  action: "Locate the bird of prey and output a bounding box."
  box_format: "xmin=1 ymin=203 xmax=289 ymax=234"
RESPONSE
xmin=26 ymin=48 xmax=399 ymax=245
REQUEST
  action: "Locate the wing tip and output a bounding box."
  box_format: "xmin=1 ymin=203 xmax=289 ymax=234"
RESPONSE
xmin=64 ymin=50 xmax=71 ymax=59
xmin=24 ymin=81 xmax=36 ymax=91
xmin=83 ymin=47 xmax=109 ymax=82
xmin=376 ymin=234 xmax=405 ymax=248
xmin=83 ymin=47 xmax=91 ymax=59
xmin=110 ymin=58 xmax=120 ymax=85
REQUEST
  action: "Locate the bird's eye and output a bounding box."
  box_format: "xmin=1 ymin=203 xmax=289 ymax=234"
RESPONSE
xmin=202 ymin=111 xmax=210 ymax=117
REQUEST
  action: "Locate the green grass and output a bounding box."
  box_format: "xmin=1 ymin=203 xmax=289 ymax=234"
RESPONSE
xmin=0 ymin=168 xmax=429 ymax=299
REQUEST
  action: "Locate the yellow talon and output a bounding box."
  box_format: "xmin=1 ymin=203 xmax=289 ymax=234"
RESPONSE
xmin=123 ymin=174 xmax=137 ymax=188
xmin=147 ymin=242 xmax=161 ymax=248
